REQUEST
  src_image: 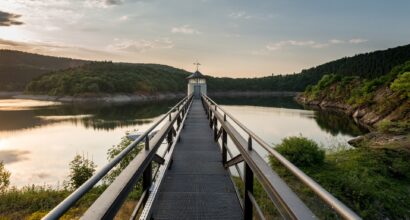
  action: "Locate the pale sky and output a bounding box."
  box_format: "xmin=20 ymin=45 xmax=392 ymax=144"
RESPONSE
xmin=1 ymin=0 xmax=409 ymax=77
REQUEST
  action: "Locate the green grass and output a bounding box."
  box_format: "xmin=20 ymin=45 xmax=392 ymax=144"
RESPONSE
xmin=268 ymin=139 xmax=410 ymax=219
xmin=0 ymin=185 xmax=105 ymax=219
xmin=232 ymin=136 xmax=410 ymax=219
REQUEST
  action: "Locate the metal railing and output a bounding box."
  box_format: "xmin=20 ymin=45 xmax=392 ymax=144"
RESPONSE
xmin=43 ymin=95 xmax=193 ymax=220
xmin=202 ymin=95 xmax=361 ymax=220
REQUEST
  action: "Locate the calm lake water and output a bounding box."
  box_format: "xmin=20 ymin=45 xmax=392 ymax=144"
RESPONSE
xmin=0 ymin=96 xmax=367 ymax=187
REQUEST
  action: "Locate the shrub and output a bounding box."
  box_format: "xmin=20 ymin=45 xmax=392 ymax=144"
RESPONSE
xmin=68 ymin=154 xmax=96 ymax=189
xmin=316 ymin=74 xmax=340 ymax=90
xmin=377 ymin=120 xmax=410 ymax=134
xmin=391 ymin=72 xmax=410 ymax=98
xmin=273 ymin=136 xmax=325 ymax=167
xmin=0 ymin=161 xmax=10 ymax=193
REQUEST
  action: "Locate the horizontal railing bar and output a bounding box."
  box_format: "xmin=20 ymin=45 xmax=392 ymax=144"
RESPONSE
xmin=129 ymin=189 xmax=148 ymax=220
xmin=247 ymin=191 xmax=266 ymax=220
xmin=203 ymin=95 xmax=361 ymax=220
xmin=210 ymin=105 xmax=316 ymax=219
xmin=43 ymin=97 xmax=189 ymax=220
xmin=81 ymin=97 xmax=191 ymax=219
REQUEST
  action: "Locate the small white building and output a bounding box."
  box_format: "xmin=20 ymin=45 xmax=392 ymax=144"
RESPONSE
xmin=186 ymin=70 xmax=207 ymax=99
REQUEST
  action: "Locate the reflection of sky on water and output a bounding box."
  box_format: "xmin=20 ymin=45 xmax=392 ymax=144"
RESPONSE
xmin=222 ymin=105 xmax=353 ymax=148
xmin=0 ymin=99 xmax=175 ymax=187
xmin=0 ymin=97 xmax=367 ymax=187
xmin=0 ymin=99 xmax=61 ymax=110
xmin=0 ymin=118 xmax=163 ymax=187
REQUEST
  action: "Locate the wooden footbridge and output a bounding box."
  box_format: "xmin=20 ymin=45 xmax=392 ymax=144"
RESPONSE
xmin=43 ymin=95 xmax=361 ymax=220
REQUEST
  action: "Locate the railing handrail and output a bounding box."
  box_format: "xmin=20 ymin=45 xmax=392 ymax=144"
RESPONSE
xmin=43 ymin=96 xmax=190 ymax=220
xmin=202 ymin=95 xmax=361 ymax=220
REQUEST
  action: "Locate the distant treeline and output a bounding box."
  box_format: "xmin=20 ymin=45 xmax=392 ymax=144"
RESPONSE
xmin=26 ymin=62 xmax=189 ymax=95
xmin=208 ymin=44 xmax=410 ymax=91
xmin=4 ymin=44 xmax=410 ymax=94
xmin=0 ymin=50 xmax=87 ymax=90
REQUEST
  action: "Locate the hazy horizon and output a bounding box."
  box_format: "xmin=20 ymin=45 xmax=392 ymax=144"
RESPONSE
xmin=1 ymin=0 xmax=410 ymax=77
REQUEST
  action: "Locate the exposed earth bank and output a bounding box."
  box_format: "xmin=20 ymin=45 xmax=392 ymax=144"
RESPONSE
xmin=297 ymin=73 xmax=409 ymax=150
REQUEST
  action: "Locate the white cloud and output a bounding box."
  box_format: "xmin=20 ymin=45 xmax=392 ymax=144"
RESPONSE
xmin=84 ymin=0 xmax=123 ymax=8
xmin=0 ymin=38 xmax=113 ymax=59
xmin=108 ymin=38 xmax=174 ymax=53
xmin=265 ymin=38 xmax=367 ymax=52
xmin=349 ymin=38 xmax=368 ymax=44
xmin=228 ymin=11 xmax=252 ymax=19
xmin=119 ymin=15 xmax=128 ymax=21
xmin=171 ymin=25 xmax=201 ymax=35
xmin=329 ymin=39 xmax=344 ymax=44
xmin=266 ymin=40 xmax=317 ymax=51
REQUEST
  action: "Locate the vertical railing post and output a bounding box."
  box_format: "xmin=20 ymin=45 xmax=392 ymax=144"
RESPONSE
xmin=142 ymin=135 xmax=152 ymax=204
xmin=222 ymin=113 xmax=227 ymax=164
xmin=177 ymin=113 xmax=182 ymax=129
xmin=244 ymin=136 xmax=253 ymax=220
xmin=209 ymin=110 xmax=213 ymax=127
xmin=142 ymin=162 xmax=152 ymax=204
xmin=145 ymin=135 xmax=149 ymax=150
xmin=222 ymin=128 xmax=227 ymax=165
xmin=213 ymin=116 xmax=218 ymax=141
xmin=166 ymin=129 xmax=173 ymax=152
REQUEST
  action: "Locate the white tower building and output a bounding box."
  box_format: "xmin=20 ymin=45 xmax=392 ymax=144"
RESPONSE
xmin=187 ymin=63 xmax=207 ymax=99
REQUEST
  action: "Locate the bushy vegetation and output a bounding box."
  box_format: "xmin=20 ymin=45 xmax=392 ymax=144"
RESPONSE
xmin=391 ymin=72 xmax=410 ymax=98
xmin=0 ymin=161 xmax=11 ymax=193
xmin=273 ymin=136 xmax=325 ymax=167
xmin=377 ymin=120 xmax=410 ymax=134
xmin=0 ymin=185 xmax=107 ymax=219
xmin=303 ymin=61 xmax=410 ymax=118
xmin=0 ymin=154 xmax=102 ymax=219
xmin=67 ymin=154 xmax=96 ymax=189
xmin=268 ymin=136 xmax=410 ymax=219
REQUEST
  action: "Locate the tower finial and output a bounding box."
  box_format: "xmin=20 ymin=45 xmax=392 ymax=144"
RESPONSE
xmin=193 ymin=62 xmax=201 ymax=71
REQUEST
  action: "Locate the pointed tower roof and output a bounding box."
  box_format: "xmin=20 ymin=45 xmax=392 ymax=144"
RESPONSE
xmin=186 ymin=70 xmax=205 ymax=79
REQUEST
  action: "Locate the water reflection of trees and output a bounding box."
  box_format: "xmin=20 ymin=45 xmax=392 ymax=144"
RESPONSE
xmin=212 ymin=96 xmax=368 ymax=137
xmin=0 ymin=99 xmax=178 ymax=131
xmin=213 ymin=96 xmax=304 ymax=109
xmin=313 ymin=110 xmax=368 ymax=136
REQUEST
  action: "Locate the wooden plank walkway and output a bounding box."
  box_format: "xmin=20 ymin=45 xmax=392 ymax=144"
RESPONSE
xmin=151 ymin=99 xmax=243 ymax=220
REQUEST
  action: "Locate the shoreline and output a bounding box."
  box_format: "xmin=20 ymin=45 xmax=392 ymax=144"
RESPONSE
xmin=10 ymin=93 xmax=185 ymax=103
xmin=0 ymin=91 xmax=301 ymax=103
xmin=296 ymin=94 xmax=409 ymax=151
xmin=209 ymin=91 xmax=300 ymax=97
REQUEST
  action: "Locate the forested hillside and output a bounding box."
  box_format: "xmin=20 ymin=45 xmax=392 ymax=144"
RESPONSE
xmin=26 ymin=62 xmax=190 ymax=95
xmin=299 ymin=61 xmax=410 ymax=129
xmin=5 ymin=44 xmax=410 ymax=94
xmin=0 ymin=50 xmax=88 ymax=90
xmin=208 ymin=44 xmax=410 ymax=91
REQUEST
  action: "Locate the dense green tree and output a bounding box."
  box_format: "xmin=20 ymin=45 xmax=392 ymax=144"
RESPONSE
xmin=68 ymin=154 xmax=96 ymax=189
